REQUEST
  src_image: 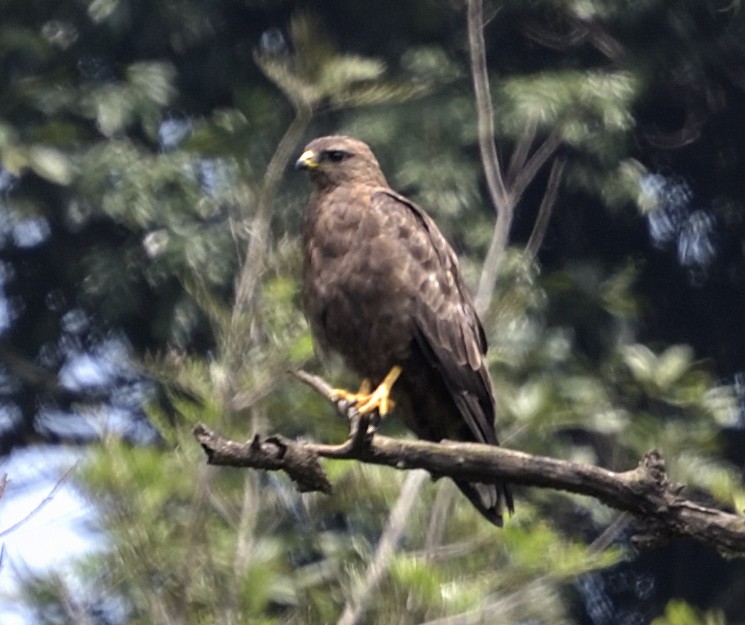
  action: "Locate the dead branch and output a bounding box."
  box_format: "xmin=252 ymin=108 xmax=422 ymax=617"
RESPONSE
xmin=509 ymin=129 xmax=563 ymax=207
xmin=524 ymin=156 xmax=566 ymax=260
xmin=468 ymin=0 xmax=563 ymax=315
xmin=0 ymin=464 xmax=77 ymax=539
xmin=193 ymin=370 xmax=745 ymax=558
xmin=230 ymin=105 xmax=311 ymax=325
xmin=469 ymin=0 xmax=513 ymax=316
xmin=467 ymin=0 xmax=509 ymax=212
xmin=335 ymin=470 xmax=429 ymax=625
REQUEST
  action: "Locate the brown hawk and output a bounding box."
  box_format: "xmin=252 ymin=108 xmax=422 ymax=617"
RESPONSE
xmin=296 ymin=135 xmax=513 ymax=526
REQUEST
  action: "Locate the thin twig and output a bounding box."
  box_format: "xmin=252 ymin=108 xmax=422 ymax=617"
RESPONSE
xmin=335 ymin=471 xmax=429 ymax=625
xmin=231 ymin=107 xmax=312 ymax=323
xmin=475 ymin=213 xmax=509 ymax=316
xmin=424 ymin=480 xmax=457 ymax=554
xmin=588 ymin=512 xmax=632 ymax=556
xmin=510 ymin=128 xmax=563 ymax=207
xmin=292 ymin=369 xmax=336 ymax=399
xmin=467 ymin=0 xmax=509 ymax=211
xmin=524 ymin=156 xmax=565 ymax=260
xmin=418 ymin=575 xmax=562 ymax=625
xmin=0 ymin=463 xmax=77 ymax=539
xmin=506 ymin=119 xmax=537 ymax=185
xmin=418 ymin=512 xmax=632 ymax=625
xmin=468 ymin=0 xmax=516 ymax=317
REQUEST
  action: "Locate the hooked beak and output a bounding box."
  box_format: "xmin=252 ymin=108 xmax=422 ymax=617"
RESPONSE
xmin=295 ymin=149 xmax=319 ymax=170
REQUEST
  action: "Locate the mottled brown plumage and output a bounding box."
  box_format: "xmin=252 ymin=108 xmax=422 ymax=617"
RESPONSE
xmin=296 ymin=135 xmax=513 ymax=525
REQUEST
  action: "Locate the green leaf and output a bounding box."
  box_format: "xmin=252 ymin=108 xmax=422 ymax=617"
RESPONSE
xmin=390 ymin=555 xmax=443 ymax=606
xmin=621 ymin=344 xmax=657 ymax=384
xmin=651 ymin=599 xmax=727 ymax=625
xmin=655 ymin=345 xmax=693 ymax=389
xmin=127 ymin=61 xmax=177 ymax=106
xmin=27 ymin=146 xmax=75 ymax=184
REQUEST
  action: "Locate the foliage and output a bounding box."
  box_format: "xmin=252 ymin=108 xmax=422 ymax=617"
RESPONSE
xmin=651 ymin=600 xmax=732 ymax=625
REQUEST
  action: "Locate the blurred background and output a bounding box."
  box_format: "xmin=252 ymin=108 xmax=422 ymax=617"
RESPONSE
xmin=1 ymin=1 xmax=745 ymax=623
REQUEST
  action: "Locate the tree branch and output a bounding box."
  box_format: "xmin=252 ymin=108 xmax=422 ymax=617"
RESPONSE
xmin=468 ymin=0 xmax=514 ymax=316
xmin=468 ymin=0 xmax=562 ymax=315
xmin=506 ymin=120 xmax=537 ymax=185
xmin=467 ymin=0 xmax=509 ymax=213
xmin=524 ymin=156 xmax=565 ymax=260
xmin=0 ymin=464 xmax=77 ymax=539
xmin=510 ymin=128 xmax=563 ymax=207
xmin=231 ymin=105 xmax=312 ymax=325
xmin=193 ymin=371 xmax=745 ymax=558
xmin=335 ymin=470 xmax=429 ymax=625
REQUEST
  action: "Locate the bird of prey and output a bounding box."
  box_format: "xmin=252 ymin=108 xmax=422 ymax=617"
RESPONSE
xmin=295 ymin=135 xmax=513 ymax=526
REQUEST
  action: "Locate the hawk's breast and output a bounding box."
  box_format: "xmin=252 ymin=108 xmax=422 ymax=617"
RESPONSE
xmin=302 ymin=186 xmax=414 ymax=380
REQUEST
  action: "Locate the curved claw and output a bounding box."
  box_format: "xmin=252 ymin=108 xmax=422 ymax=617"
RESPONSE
xmin=330 ymin=366 xmax=402 ymax=418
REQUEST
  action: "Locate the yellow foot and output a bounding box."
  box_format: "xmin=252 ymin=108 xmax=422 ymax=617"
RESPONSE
xmin=330 ymin=378 xmax=371 ymax=407
xmin=331 ymin=366 xmax=402 ymax=416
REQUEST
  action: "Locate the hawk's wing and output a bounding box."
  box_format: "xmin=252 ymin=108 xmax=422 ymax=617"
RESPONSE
xmin=372 ymin=189 xmax=499 ymax=448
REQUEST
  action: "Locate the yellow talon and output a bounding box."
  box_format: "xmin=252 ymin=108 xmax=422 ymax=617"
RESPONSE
xmin=330 ymin=378 xmax=371 ymax=405
xmin=330 ymin=366 xmax=402 ymax=416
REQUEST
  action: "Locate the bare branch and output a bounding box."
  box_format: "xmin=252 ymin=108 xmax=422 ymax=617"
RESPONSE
xmin=506 ymin=120 xmax=537 ymax=185
xmin=231 ymin=106 xmax=312 ymax=325
xmin=519 ymin=12 xmax=625 ymax=62
xmin=510 ymin=129 xmax=563 ymax=207
xmin=293 ymin=375 xmax=430 ymax=625
xmin=194 ymin=423 xmax=745 ymax=556
xmin=0 ymin=464 xmax=77 ymax=539
xmin=524 ymin=156 xmax=565 ymax=260
xmin=424 ymin=481 xmax=457 ymax=554
xmin=193 ymin=426 xmax=332 ymax=495
xmin=193 ymin=371 xmax=745 ymax=558
xmin=467 ymin=0 xmax=510 ymax=212
xmin=467 ymin=0 xmax=516 ymax=316
xmin=467 ymin=0 xmax=565 ymax=314
xmin=335 ymin=471 xmax=429 ymax=625
xmin=476 ymin=218 xmax=513 ymax=315
xmin=567 ymin=13 xmax=626 ymax=62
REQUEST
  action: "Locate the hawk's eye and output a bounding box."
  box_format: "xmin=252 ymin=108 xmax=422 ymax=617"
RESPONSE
xmin=325 ymin=150 xmax=347 ymax=163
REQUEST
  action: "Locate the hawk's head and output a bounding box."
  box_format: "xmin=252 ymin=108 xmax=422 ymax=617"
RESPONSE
xmin=295 ymin=135 xmax=388 ymax=189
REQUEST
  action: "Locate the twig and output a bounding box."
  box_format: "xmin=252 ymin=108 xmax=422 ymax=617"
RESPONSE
xmin=193 ymin=370 xmax=745 ymax=557
xmin=292 ymin=369 xmax=374 ymax=450
xmin=469 ymin=0 xmax=516 ymax=316
xmin=506 ymin=120 xmax=537 ymax=185
xmin=524 ymin=156 xmax=565 ymax=260
xmin=418 ymin=512 xmax=632 ymax=625
xmin=467 ymin=0 xmax=565 ymax=314
xmin=510 ymin=129 xmax=563 ymax=207
xmin=0 ymin=464 xmax=77 ymax=539
xmin=231 ymin=106 xmax=312 ymax=325
xmin=475 ymin=211 xmax=510 ymax=317
xmin=424 ymin=480 xmax=457 ymax=554
xmin=418 ymin=574 xmax=561 ymax=625
xmin=335 ymin=470 xmax=429 ymax=625
xmin=588 ymin=512 xmax=632 ymax=556
xmin=292 ymin=377 xmax=430 ymax=624
xmin=467 ymin=0 xmax=509 ymax=211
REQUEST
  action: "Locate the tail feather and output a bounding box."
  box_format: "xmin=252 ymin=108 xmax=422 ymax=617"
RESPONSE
xmin=454 ymin=480 xmax=514 ymax=527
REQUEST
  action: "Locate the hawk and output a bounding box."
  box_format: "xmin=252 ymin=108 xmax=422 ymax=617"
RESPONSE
xmin=296 ymin=135 xmax=513 ymax=526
